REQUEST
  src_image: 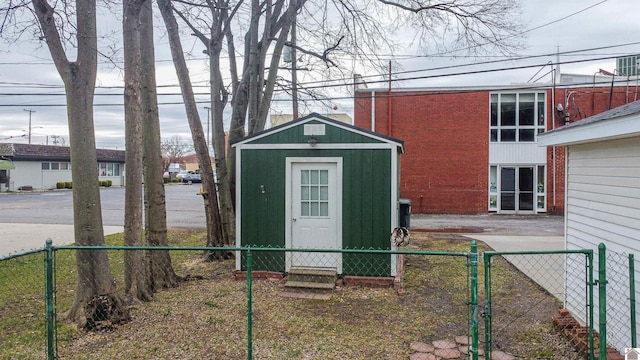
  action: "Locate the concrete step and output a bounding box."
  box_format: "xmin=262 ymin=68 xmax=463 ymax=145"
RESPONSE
xmin=287 ymin=268 xmax=337 ymax=284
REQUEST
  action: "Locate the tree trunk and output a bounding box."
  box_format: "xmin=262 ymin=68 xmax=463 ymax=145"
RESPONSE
xmin=209 ymin=0 xmax=234 ymax=248
xmin=140 ymin=0 xmax=180 ymax=288
xmin=32 ymin=0 xmax=129 ymax=327
xmin=123 ymin=0 xmax=153 ymax=304
xmin=157 ymin=0 xmax=226 ymax=258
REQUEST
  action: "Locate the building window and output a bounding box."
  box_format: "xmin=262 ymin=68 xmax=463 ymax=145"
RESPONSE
xmin=42 ymin=162 xmax=70 ymax=170
xmin=98 ymin=163 xmax=121 ymax=176
xmin=490 ymin=92 xmax=546 ymax=142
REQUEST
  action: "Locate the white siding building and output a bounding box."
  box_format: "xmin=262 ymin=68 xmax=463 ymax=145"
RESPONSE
xmin=539 ymin=100 xmax=640 ymax=352
xmin=0 ymin=143 xmax=125 ymax=191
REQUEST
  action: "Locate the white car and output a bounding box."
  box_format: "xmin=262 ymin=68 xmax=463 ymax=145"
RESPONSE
xmin=175 ymin=170 xmax=193 ymax=179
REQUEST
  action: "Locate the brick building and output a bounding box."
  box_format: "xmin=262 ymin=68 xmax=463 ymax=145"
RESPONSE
xmin=354 ymin=74 xmax=638 ymax=215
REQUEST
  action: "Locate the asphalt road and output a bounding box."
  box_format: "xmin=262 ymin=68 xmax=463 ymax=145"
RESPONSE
xmin=0 ymin=184 xmax=207 ymax=228
xmin=0 ymin=184 xmax=207 ymax=256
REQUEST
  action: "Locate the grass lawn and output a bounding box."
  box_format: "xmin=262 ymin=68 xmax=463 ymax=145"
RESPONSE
xmin=0 ymin=230 xmax=581 ymax=359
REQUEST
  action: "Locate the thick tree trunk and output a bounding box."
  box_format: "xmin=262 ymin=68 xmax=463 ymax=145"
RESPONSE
xmin=123 ymin=0 xmax=153 ymax=304
xmin=140 ymin=0 xmax=180 ymax=288
xmin=32 ymin=0 xmax=129 ymax=327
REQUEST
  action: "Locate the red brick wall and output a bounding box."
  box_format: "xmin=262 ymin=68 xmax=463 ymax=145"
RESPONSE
xmin=354 ymin=85 xmax=635 ymax=215
xmin=355 ymin=90 xmax=488 ymax=214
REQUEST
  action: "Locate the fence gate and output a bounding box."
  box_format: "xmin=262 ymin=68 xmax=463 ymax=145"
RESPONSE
xmin=483 ymin=250 xmax=594 ymax=360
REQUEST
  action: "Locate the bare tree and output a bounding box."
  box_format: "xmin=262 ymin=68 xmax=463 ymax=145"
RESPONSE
xmin=161 ymin=136 xmax=190 ymax=172
xmin=140 ymin=0 xmax=180 ymax=287
xmin=123 ymin=0 xmax=152 ymax=304
xmin=158 ymin=0 xmax=226 ymax=257
xmin=136 ymin=0 xmax=523 ymax=254
xmin=30 ymin=0 xmax=129 ymax=326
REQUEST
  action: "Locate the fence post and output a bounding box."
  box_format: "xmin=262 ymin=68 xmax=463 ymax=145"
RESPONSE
xmin=482 ymin=252 xmax=492 ymax=359
xmin=247 ymin=248 xmax=253 ymax=360
xmin=469 ymin=241 xmax=479 ymax=360
xmin=44 ymin=239 xmax=55 ymax=360
xmin=598 ymin=243 xmax=607 ymax=360
xmin=630 ymin=253 xmax=637 ymax=348
xmin=587 ymin=250 xmax=595 ymax=360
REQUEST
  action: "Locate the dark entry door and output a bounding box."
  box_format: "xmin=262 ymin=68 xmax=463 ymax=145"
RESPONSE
xmin=500 ymin=167 xmax=534 ymax=213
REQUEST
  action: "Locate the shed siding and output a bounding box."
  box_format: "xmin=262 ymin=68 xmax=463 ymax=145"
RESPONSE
xmin=240 ymin=147 xmax=393 ymax=275
xmin=565 ymin=137 xmax=640 ymax=350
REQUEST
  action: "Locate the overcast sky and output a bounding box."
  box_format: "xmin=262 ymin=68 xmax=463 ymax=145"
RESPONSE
xmin=1 ymin=0 xmax=639 ymax=150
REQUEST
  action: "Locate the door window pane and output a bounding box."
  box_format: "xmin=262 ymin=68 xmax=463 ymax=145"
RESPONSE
xmin=51 ymin=162 xmax=59 ymax=170
xmin=42 ymin=162 xmax=50 ymax=170
xmin=300 ymin=169 xmax=330 ymax=217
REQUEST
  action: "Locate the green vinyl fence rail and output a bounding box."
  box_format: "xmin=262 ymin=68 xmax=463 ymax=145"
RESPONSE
xmin=0 ymin=240 xmax=638 ymax=359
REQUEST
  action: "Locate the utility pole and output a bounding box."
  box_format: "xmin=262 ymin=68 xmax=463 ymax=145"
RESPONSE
xmin=291 ymin=14 xmax=298 ymax=120
xmin=24 ymin=109 xmax=36 ymax=144
xmin=204 ymin=106 xmax=211 ymax=153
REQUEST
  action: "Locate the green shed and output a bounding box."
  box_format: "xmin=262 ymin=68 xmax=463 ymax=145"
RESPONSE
xmin=233 ymin=113 xmax=404 ymax=277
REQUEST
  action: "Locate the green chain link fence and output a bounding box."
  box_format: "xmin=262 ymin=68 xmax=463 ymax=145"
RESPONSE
xmin=0 ymin=249 xmax=48 ymax=359
xmin=1 ymin=240 xmax=637 ymax=359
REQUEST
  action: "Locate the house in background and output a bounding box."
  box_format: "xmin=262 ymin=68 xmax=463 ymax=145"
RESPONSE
xmin=0 ymin=143 xmax=125 ymax=191
xmin=233 ymin=113 xmax=404 ymax=277
xmin=538 ymin=100 xmax=640 ymax=352
xmin=354 ymin=72 xmax=638 ymax=215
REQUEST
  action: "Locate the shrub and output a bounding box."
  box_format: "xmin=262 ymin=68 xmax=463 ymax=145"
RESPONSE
xmin=56 ymin=182 xmax=65 ymax=189
xmin=106 ymin=180 xmax=112 ymax=187
xmin=64 ymin=182 xmax=72 ymax=189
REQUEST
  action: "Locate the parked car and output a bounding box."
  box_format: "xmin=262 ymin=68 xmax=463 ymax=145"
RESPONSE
xmin=182 ymin=174 xmax=202 ymax=184
xmin=176 ymin=170 xmax=194 ymax=179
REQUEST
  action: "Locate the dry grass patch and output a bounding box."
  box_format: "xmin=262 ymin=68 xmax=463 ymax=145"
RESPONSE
xmin=2 ymin=229 xmax=583 ymax=359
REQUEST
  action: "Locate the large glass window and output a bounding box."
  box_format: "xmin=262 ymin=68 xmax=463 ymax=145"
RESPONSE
xmin=490 ymin=92 xmax=546 ymax=142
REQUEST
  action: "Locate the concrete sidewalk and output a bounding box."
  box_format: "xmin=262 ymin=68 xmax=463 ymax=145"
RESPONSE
xmin=411 ymin=214 xmax=566 ymax=301
xmin=464 ymin=235 xmax=566 ymax=301
xmin=0 ymin=223 xmax=123 ymax=258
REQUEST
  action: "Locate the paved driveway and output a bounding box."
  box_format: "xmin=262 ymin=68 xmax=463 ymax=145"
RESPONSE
xmin=412 ymin=213 xmax=566 ymax=301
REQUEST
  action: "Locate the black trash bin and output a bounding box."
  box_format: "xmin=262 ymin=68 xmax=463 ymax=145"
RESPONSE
xmin=399 ymin=198 xmax=412 ymax=228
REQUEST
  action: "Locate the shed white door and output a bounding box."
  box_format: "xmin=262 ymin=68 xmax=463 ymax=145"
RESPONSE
xmin=290 ymin=162 xmax=340 ymax=270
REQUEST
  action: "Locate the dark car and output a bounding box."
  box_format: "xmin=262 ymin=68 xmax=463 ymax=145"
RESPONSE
xmin=182 ymin=174 xmax=202 ymax=184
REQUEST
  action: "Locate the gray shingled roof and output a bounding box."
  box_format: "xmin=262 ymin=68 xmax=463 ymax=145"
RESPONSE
xmin=0 ymin=143 xmax=125 ymax=162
